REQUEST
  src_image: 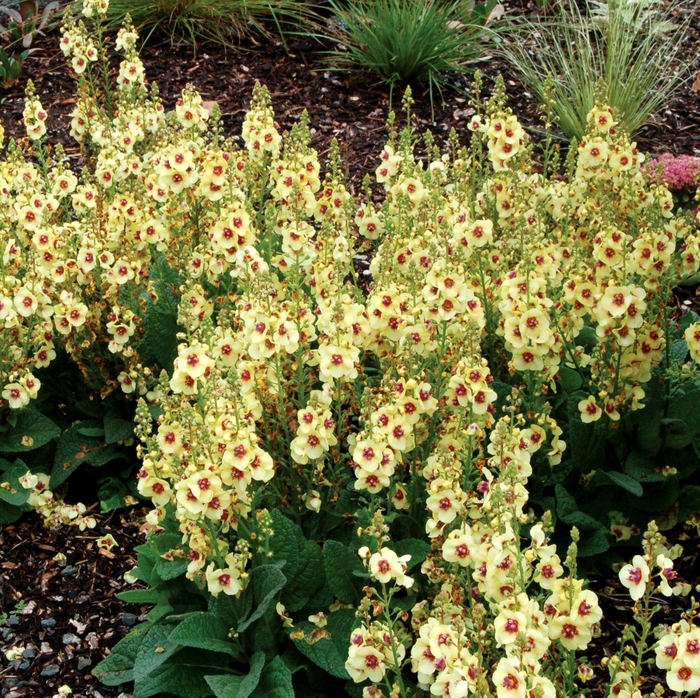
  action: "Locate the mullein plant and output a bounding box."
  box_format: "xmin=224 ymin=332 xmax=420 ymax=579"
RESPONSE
xmin=0 ymin=2 xmax=700 ymax=696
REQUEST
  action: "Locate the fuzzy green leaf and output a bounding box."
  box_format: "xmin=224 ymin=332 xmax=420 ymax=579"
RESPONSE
xmin=205 ymin=674 xmax=245 ymax=698
xmin=269 ymin=509 xmax=301 ymax=579
xmin=50 ymin=421 xmax=104 ymax=488
xmin=603 ymin=470 xmax=643 ymax=497
xmin=558 ymin=366 xmax=583 ymax=393
xmin=152 ymin=532 xmax=188 ymax=581
xmin=168 ymin=612 xmax=240 ymax=657
xmin=392 ymin=538 xmax=429 ymax=570
xmin=577 ymin=529 xmax=610 ymax=558
xmin=237 ymin=564 xmax=286 ymax=633
xmin=281 ymin=538 xmax=324 ymax=612
xmin=140 ymin=276 xmax=181 ymax=376
xmin=206 ymin=652 xmax=264 ymax=698
xmin=117 ymin=589 xmax=167 ymax=604
xmin=0 ymin=408 xmax=60 ymax=453
xmin=133 ymin=624 xmax=177 ymax=683
xmin=678 ymin=485 xmax=700 ymax=521
xmin=135 ymin=650 xmax=230 ymax=698
xmin=624 ymin=451 xmax=666 ymax=483
xmin=323 ymin=541 xmax=362 ymax=605
xmin=0 ymin=459 xmax=31 ymax=506
xmin=92 ymin=623 xmax=151 ymax=686
xmin=555 ymin=484 xmax=604 ymax=531
xmin=292 ymin=618 xmax=352 ymax=680
xmin=252 ymin=656 xmax=294 ymax=698
xmin=104 ymin=409 xmax=136 ymax=444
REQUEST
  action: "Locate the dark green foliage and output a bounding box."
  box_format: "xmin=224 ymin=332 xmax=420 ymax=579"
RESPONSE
xmin=94 ymin=508 xmax=373 ymax=697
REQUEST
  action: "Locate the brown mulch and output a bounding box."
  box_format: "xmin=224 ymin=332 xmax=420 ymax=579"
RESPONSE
xmin=1 ymin=2 xmax=700 ymax=696
xmin=0 ymin=508 xmax=149 ymax=697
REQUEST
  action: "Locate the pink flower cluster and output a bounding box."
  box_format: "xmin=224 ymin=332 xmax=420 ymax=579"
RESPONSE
xmin=643 ymin=153 xmax=700 ymax=191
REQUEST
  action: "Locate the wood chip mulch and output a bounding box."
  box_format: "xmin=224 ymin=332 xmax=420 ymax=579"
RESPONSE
xmin=1 ymin=508 xmax=149 ymax=697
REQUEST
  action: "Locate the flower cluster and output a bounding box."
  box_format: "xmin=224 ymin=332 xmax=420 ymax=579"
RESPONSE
xmin=656 ymin=619 xmax=700 ymax=693
xmin=643 ymin=152 xmax=700 ymax=192
xmin=18 ymin=472 xmax=97 ymax=530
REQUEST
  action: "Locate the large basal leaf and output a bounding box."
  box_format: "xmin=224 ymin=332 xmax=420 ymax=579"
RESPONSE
xmin=292 ymin=619 xmax=352 ymax=681
xmin=323 ymin=541 xmax=362 ymax=605
xmin=0 ymin=458 xmax=32 ymax=506
xmin=205 ymin=675 xmax=245 ymax=698
xmin=0 ymin=408 xmax=60 ymax=453
xmin=168 ymin=612 xmax=240 ymax=657
xmin=565 ymin=395 xmax=604 ymax=472
xmin=678 ymin=485 xmax=700 ymax=521
xmin=392 ymin=538 xmax=429 ymax=571
xmin=603 ymin=470 xmax=643 ymax=497
xmin=268 ymin=509 xmax=302 ymax=580
xmin=237 ymin=564 xmax=286 ymax=633
xmin=134 ymin=650 xmax=231 ymax=698
xmin=104 ymin=408 xmax=136 ymax=444
xmin=152 ymin=532 xmax=188 ymax=581
xmin=555 ymin=484 xmax=605 ymax=532
xmin=133 ymin=623 xmax=178 ymax=683
xmin=577 ymin=528 xmax=610 ymax=558
xmin=50 ymin=420 xmax=105 ymax=488
xmin=624 ymin=450 xmax=666 ymax=483
xmin=281 ymin=538 xmax=324 ymax=612
xmin=251 ymin=656 xmax=294 ymax=698
xmin=635 ymin=476 xmax=680 ymax=514
xmin=0 ymin=501 xmax=27 ymax=524
xmin=205 ymin=652 xmax=264 ymax=698
xmin=92 ymin=623 xmax=152 ymax=686
xmin=140 ymin=269 xmax=181 ymax=376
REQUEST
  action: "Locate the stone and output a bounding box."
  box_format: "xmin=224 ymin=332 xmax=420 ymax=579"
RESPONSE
xmin=120 ymin=613 xmax=138 ymax=626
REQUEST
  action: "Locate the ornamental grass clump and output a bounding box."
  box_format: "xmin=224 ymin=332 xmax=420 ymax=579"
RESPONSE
xmin=325 ymin=0 xmax=498 ymax=111
xmin=2 ymin=2 xmax=700 ymax=697
xmin=498 ymin=0 xmax=692 ymax=139
xmin=102 ymin=0 xmax=317 ymax=47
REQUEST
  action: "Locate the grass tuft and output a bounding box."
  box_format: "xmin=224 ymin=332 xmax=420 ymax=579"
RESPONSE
xmin=499 ymin=0 xmax=694 ymax=139
xmin=324 ymin=0 xmax=497 ymax=113
xmin=103 ymin=0 xmax=318 ymax=49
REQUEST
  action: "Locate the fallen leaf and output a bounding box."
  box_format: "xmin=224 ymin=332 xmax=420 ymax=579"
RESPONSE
xmin=1 ymin=561 xmax=18 ymax=569
xmin=20 ymin=600 xmax=37 ymax=615
xmin=486 ymin=2 xmax=505 ymax=24
xmin=40 ymin=572 xmax=57 ymax=592
xmin=692 ymin=71 xmax=700 ymax=93
xmin=69 ymin=618 xmax=88 ymax=635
